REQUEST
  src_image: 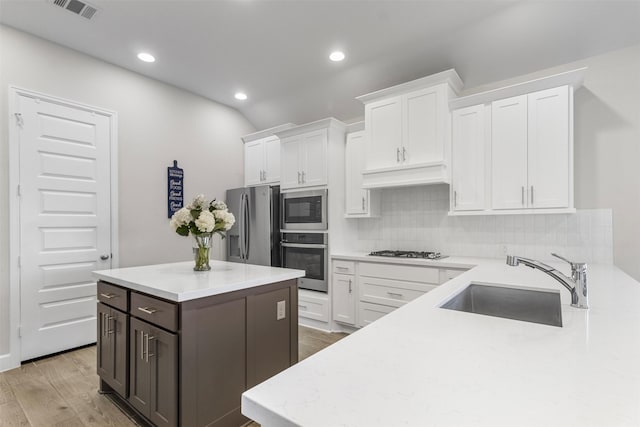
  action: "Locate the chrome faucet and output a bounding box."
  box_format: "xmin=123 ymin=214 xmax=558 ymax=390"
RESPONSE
xmin=506 ymin=253 xmax=588 ymax=309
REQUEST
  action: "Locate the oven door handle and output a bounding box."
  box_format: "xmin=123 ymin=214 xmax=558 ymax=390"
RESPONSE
xmin=280 ymin=242 xmax=327 ymax=249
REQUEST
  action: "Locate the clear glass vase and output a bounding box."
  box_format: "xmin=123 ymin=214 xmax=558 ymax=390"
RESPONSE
xmin=193 ymin=232 xmax=213 ymax=271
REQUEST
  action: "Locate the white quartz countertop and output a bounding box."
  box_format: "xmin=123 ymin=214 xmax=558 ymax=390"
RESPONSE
xmin=242 ymin=257 xmax=640 ymax=426
xmin=93 ymin=261 xmax=305 ymax=302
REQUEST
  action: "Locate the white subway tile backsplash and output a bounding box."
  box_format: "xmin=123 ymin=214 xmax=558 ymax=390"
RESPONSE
xmin=355 ymin=186 xmax=613 ymax=264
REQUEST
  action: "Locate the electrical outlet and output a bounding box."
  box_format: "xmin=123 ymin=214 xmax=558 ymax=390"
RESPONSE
xmin=277 ymin=300 xmax=286 ymax=320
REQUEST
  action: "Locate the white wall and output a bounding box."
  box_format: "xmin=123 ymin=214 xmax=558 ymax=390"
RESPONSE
xmin=0 ymin=25 xmax=255 ymax=360
xmin=355 ymin=44 xmax=640 ymax=280
xmin=355 ymin=185 xmax=613 ymax=264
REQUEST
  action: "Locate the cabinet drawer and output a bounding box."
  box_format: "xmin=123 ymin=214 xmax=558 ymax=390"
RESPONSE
xmin=130 ymin=292 xmax=178 ymax=332
xmin=332 ymin=259 xmax=355 ymax=275
xmin=359 ymin=262 xmax=439 ymax=284
xmin=298 ymin=293 xmax=329 ymax=322
xmin=358 ymin=302 xmax=395 ymax=327
xmin=359 ymin=276 xmax=437 ymax=308
xmin=98 ymin=281 xmax=128 ymax=312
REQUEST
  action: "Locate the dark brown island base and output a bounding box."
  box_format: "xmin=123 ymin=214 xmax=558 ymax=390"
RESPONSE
xmin=94 ymin=261 xmax=304 ymax=427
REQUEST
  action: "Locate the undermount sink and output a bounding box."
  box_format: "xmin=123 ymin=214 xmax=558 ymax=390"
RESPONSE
xmin=439 ymin=282 xmax=563 ymax=327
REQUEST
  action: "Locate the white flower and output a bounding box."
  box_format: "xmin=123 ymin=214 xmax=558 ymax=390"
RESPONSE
xmin=195 ymin=210 xmax=216 ymax=233
xmin=213 ymin=209 xmax=235 ymax=230
xmin=170 ymin=207 xmax=192 ymax=230
xmin=187 ymin=194 xmax=207 ymax=210
xmin=211 ymin=200 xmax=227 ymax=211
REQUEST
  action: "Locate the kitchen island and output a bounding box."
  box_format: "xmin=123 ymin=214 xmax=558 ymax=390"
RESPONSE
xmin=93 ymin=260 xmax=305 ymax=427
xmin=242 ymin=257 xmax=640 ymax=426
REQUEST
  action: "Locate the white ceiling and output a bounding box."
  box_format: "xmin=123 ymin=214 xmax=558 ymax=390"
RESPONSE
xmin=1 ymin=0 xmax=639 ymax=130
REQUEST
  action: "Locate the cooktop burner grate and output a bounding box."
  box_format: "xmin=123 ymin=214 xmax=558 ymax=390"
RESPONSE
xmin=368 ymin=250 xmax=447 ymax=260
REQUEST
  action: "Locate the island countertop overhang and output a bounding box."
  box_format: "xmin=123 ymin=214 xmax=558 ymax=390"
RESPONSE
xmin=93 ymin=260 xmax=306 ymax=302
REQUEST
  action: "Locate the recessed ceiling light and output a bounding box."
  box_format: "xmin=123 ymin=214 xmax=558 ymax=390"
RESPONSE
xmin=137 ymin=52 xmax=155 ymax=63
xmin=329 ymin=51 xmax=345 ymax=62
xmin=235 ymin=92 xmax=248 ymax=101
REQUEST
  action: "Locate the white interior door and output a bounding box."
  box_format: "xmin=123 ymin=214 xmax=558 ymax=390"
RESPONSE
xmin=17 ymin=93 xmax=113 ymax=360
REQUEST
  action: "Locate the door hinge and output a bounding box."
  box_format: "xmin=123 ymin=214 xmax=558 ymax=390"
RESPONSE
xmin=14 ymin=113 xmax=24 ymax=127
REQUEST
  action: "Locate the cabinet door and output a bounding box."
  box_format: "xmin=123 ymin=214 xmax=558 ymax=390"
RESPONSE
xmin=345 ymin=131 xmax=368 ymax=215
xmin=97 ymin=303 xmax=112 ymax=382
xmin=149 ymin=326 xmax=178 ymax=427
xmin=129 ymin=317 xmax=151 ymax=417
xmin=365 ymin=96 xmax=402 ymax=169
xmin=404 ymin=86 xmax=444 ymax=164
xmin=527 ymin=86 xmax=570 ymax=208
xmin=111 ymin=308 xmax=128 ymax=397
xmin=491 ymin=95 xmax=528 ymax=210
xmin=263 ymin=136 xmax=281 ymax=184
xmin=244 ymin=140 xmax=264 ymax=187
xmin=452 ymin=104 xmax=486 ymax=211
xmin=300 ymin=129 xmax=327 ymax=187
xmin=332 ymin=273 xmax=356 ymax=325
xmin=280 ymin=136 xmax=301 ymax=189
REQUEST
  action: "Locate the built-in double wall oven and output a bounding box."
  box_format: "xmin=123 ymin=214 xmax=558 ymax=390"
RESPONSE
xmin=280 ymin=189 xmax=328 ymax=293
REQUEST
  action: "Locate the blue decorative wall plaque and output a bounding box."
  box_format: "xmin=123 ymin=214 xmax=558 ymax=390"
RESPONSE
xmin=167 ymin=160 xmax=184 ymax=218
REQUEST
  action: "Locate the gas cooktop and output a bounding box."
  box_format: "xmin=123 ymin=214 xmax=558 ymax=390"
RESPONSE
xmin=368 ymin=250 xmax=447 ymax=260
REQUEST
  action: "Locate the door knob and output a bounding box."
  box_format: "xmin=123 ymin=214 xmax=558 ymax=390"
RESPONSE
xmin=100 ymin=254 xmax=110 ymax=260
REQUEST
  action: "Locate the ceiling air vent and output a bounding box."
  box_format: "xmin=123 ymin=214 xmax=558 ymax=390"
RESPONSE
xmin=49 ymin=0 xmax=99 ymax=20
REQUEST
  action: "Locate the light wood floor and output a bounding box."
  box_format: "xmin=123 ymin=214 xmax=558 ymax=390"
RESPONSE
xmin=0 ymin=326 xmax=347 ymax=427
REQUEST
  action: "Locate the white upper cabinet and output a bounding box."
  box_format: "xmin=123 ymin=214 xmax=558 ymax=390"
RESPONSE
xmin=491 ymin=95 xmax=529 ymax=209
xmin=451 ymin=104 xmax=487 ymax=211
xmin=449 ymin=67 xmax=585 ymax=215
xmin=345 ymin=127 xmax=380 ymax=217
xmin=356 ymin=70 xmax=463 ymax=189
xmin=242 ymin=124 xmax=294 ymax=187
xmin=492 ymin=87 xmax=570 ymax=210
xmin=276 ymin=118 xmax=346 ymax=191
xmin=527 ymin=86 xmax=570 ymax=209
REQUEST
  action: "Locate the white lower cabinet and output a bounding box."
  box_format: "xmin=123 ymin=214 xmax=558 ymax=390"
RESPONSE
xmin=298 ymin=290 xmax=329 ymax=322
xmin=331 ymin=258 xmax=465 ymax=328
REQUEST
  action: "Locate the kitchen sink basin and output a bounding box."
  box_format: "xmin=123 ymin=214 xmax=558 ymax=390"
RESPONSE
xmin=439 ymin=282 xmax=563 ymax=327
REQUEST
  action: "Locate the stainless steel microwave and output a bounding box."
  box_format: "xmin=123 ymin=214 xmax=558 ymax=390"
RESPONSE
xmin=281 ymin=189 xmax=328 ymax=230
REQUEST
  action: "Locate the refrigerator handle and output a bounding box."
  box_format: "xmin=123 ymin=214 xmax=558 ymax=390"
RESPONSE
xmin=244 ymin=193 xmax=250 ymax=261
xmin=239 ymin=194 xmax=245 ymax=260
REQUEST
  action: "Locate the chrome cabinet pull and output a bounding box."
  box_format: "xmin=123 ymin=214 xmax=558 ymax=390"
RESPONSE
xmin=101 ymin=313 xmax=106 ymax=337
xmin=396 ymin=148 xmax=400 ymax=162
xmin=402 ymin=147 xmax=407 ymax=162
xmin=301 ymin=171 xmax=306 ymax=183
xmin=298 ymin=304 xmax=308 ymax=310
xmin=348 ymin=279 xmax=352 ymax=294
xmin=140 ymin=330 xmax=145 ymax=360
xmin=100 ymin=254 xmax=110 ymax=260
xmin=297 ymin=171 xmax=301 ymax=184
xmin=106 ymin=315 xmax=114 ymax=335
xmin=100 ymin=293 xmax=116 ymax=299
xmin=387 ymin=291 xmax=403 ymax=298
xmin=138 ymin=307 xmax=157 ymax=315
xmin=145 ymin=335 xmax=155 ymax=362
xmin=454 ymin=191 xmax=458 ymax=207
xmin=336 ymin=266 xmax=349 ymax=271
xmin=531 ymin=186 xmax=534 ymax=205
xmin=522 ymin=186 xmax=525 ymax=205
xmin=362 ymin=196 xmax=365 ymax=211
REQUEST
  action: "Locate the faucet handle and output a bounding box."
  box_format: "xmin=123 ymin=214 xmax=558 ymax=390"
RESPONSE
xmin=551 ymin=253 xmax=586 ymax=271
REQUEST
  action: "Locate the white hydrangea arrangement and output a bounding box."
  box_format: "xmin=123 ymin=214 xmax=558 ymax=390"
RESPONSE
xmin=170 ymin=194 xmax=235 ymax=238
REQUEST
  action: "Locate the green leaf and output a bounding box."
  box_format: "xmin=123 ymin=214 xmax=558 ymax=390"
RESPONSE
xmin=190 ymin=209 xmax=201 ymax=220
xmin=176 ymin=225 xmax=190 ymax=236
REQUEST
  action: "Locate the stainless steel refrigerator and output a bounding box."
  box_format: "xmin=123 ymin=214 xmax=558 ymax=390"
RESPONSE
xmin=225 ymin=185 xmax=280 ymax=266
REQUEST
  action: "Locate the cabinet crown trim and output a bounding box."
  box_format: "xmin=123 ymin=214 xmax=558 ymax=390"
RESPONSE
xmin=242 ymin=123 xmax=296 ymax=143
xmin=449 ymin=67 xmax=586 ymax=110
xmin=356 ymin=69 xmax=463 ymax=103
xmin=346 ymin=121 xmax=365 ymax=133
xmin=274 ymin=117 xmax=346 ymax=138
